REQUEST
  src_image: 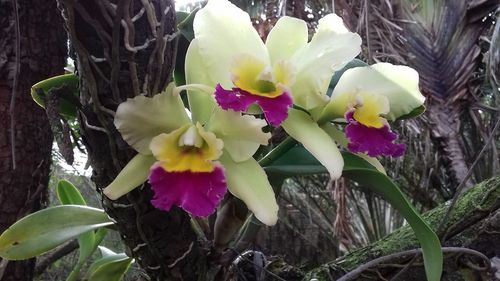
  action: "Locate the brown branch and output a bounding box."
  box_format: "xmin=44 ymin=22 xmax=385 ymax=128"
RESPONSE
xmin=261 ymin=176 xmax=500 ymax=280
xmin=34 ymin=240 xmax=79 ymax=276
xmin=438 ymin=117 xmax=500 ymax=237
xmin=337 ymin=247 xmax=490 ymax=281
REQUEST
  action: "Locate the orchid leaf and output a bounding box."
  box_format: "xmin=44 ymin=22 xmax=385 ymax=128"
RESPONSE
xmin=98 ymin=246 xmax=117 ymax=258
xmin=84 ymin=253 xmax=134 ymax=281
xmin=31 ymin=73 xmax=80 ymax=118
xmin=177 ymin=8 xmax=199 ymax=42
xmin=396 ymin=104 xmax=426 ymax=120
xmin=263 ymin=147 xmax=442 ymax=281
xmin=263 ymin=146 xmax=377 ymax=176
xmin=174 ymin=10 xmax=198 ymax=86
xmin=57 ymin=179 xmax=87 ymax=206
xmin=0 ymin=205 xmax=114 ymax=260
xmin=56 ymin=180 xmax=96 ymax=281
xmin=342 ymin=167 xmax=442 ymax=281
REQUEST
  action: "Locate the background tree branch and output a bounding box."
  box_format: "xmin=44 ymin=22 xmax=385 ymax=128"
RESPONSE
xmin=265 ymin=176 xmax=500 ymax=280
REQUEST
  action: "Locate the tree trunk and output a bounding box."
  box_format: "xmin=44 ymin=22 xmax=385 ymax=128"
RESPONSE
xmin=0 ymin=0 xmax=66 ymax=280
xmin=58 ymin=1 xmax=206 ymax=280
xmin=427 ymin=102 xmax=474 ymax=192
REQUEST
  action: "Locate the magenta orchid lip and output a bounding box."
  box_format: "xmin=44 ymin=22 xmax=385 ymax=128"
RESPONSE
xmin=214 ymin=84 xmax=293 ymax=126
xmin=344 ymin=110 xmax=405 ymax=157
xmin=149 ymin=163 xmax=227 ymax=217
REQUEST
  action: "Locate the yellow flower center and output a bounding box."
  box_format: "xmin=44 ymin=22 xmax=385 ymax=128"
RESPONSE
xmin=351 ymin=93 xmax=389 ymax=128
xmin=231 ymin=54 xmax=295 ymax=98
xmin=149 ymin=123 xmax=223 ymax=173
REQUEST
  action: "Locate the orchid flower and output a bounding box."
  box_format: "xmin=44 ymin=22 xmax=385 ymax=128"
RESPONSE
xmin=282 ymin=62 xmax=425 ymax=178
xmin=103 ymin=84 xmax=279 ymax=226
xmin=185 ymin=0 xmax=425 ymax=181
xmin=184 ymin=0 xmax=361 ymax=127
xmin=185 ymin=0 xmax=361 ymax=179
xmin=318 ymin=63 xmax=425 ymax=156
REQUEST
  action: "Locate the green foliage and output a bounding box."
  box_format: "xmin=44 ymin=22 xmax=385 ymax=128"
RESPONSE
xmin=174 ymin=9 xmax=199 ymax=87
xmin=31 ymin=73 xmax=80 ymax=118
xmin=1 ymin=178 xmax=134 ymax=280
xmin=57 ymin=180 xmax=104 ymax=281
xmin=57 ymin=179 xmax=87 ymax=205
xmin=0 ymin=205 xmax=113 ymax=260
xmin=262 ymin=145 xmax=443 ymax=281
xmin=342 ymin=168 xmax=442 ymax=281
xmin=396 ymin=104 xmax=426 ymax=120
xmin=83 ymin=247 xmax=134 ymax=281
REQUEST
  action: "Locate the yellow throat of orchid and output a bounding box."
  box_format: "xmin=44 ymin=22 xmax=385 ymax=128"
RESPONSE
xmin=351 ymin=93 xmax=390 ymax=128
xmin=150 ymin=123 xmax=224 ymax=173
xmin=231 ymin=54 xmax=294 ymax=98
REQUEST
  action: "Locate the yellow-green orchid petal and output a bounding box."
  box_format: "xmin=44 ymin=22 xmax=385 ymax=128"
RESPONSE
xmin=114 ymin=83 xmax=190 ymax=154
xmin=185 ymin=39 xmax=217 ymax=124
xmin=282 ymin=108 xmax=343 ymax=179
xmin=266 ymin=16 xmax=308 ymax=65
xmin=220 ymin=152 xmax=278 ymax=226
xmin=290 ymin=14 xmax=362 ymax=109
xmin=103 ymin=154 xmax=156 ymax=200
xmin=206 ymin=109 xmax=271 ymax=163
xmin=321 ymin=63 xmax=425 ymax=122
xmin=193 ymin=0 xmax=268 ymax=88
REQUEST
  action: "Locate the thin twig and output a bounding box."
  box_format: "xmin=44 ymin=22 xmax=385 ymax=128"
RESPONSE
xmin=9 ymin=0 xmax=21 ymax=170
xmin=34 ymin=240 xmax=79 ymax=276
xmin=388 ymin=253 xmax=419 ymax=281
xmin=337 ymin=247 xmax=490 ymax=281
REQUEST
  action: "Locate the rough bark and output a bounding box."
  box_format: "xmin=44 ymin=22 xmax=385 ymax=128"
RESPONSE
xmin=265 ymin=176 xmax=500 ymax=280
xmin=427 ymin=102 xmax=474 ymax=191
xmin=57 ymin=1 xmax=206 ymax=280
xmin=0 ymin=0 xmax=66 ymax=280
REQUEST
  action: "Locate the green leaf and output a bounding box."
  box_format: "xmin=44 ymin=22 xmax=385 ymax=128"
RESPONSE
xmin=177 ymin=9 xmax=199 ymax=42
xmin=263 ymin=146 xmax=377 ymax=176
xmin=0 ymin=205 xmax=114 ymax=260
xmin=94 ymin=228 xmax=108 ymax=248
xmin=263 ymin=148 xmax=442 ymax=281
xmin=84 ymin=253 xmax=134 ymax=281
xmin=98 ymin=246 xmax=117 ymax=258
xmin=395 ymin=104 xmax=426 ymax=120
xmin=174 ymin=9 xmax=200 ymax=87
xmin=57 ymin=180 xmax=87 ymax=206
xmin=56 ymin=180 xmax=97 ymax=281
xmin=342 ymin=165 xmax=442 ymax=281
xmin=326 ymin=59 xmax=368 ymax=97
xmin=31 ymin=74 xmax=80 ymax=118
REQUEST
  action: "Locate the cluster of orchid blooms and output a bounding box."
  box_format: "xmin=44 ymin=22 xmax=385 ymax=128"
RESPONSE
xmin=104 ymin=0 xmax=425 ymax=226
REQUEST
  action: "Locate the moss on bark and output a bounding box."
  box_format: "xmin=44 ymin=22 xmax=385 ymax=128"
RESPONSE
xmin=297 ymin=176 xmax=500 ymax=280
